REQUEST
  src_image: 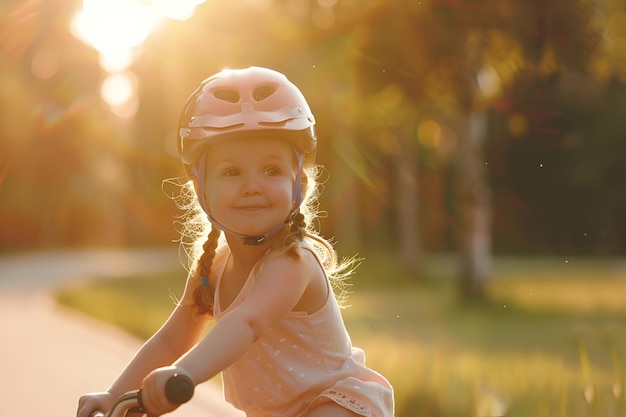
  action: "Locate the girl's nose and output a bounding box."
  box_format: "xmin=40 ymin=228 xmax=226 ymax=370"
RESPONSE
xmin=242 ymin=173 xmax=262 ymax=195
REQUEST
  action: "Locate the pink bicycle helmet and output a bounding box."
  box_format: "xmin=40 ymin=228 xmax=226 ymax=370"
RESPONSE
xmin=178 ymin=66 xmax=316 ymax=174
xmin=177 ymin=67 xmax=317 ymax=245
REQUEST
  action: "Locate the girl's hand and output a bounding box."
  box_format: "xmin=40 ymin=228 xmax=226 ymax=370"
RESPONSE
xmin=141 ymin=366 xmax=194 ymax=416
xmin=77 ymin=391 xmax=115 ymax=417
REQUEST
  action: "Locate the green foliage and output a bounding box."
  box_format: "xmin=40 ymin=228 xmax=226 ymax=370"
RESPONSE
xmin=56 ymin=255 xmax=626 ymax=417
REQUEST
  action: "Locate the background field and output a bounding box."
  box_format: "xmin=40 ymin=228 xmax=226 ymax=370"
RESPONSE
xmin=56 ymin=253 xmax=626 ymax=417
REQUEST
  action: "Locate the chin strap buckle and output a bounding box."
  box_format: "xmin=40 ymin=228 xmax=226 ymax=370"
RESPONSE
xmin=243 ymin=235 xmax=266 ymax=246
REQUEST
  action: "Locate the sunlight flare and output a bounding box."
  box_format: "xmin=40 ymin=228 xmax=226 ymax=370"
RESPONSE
xmin=71 ymin=0 xmax=206 ymax=72
xmin=100 ymin=72 xmax=139 ymax=118
xmin=72 ymin=0 xmax=160 ymax=59
xmin=71 ymin=0 xmax=206 ymax=117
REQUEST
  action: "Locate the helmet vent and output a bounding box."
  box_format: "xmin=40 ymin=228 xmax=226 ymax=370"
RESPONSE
xmin=252 ymin=85 xmax=276 ymax=101
xmin=213 ymin=89 xmax=240 ymax=103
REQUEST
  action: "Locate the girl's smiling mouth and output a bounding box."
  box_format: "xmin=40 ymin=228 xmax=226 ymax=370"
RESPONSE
xmin=236 ymin=205 xmax=267 ymax=211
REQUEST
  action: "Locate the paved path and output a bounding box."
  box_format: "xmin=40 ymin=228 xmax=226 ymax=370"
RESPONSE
xmin=0 ymin=248 xmax=244 ymax=417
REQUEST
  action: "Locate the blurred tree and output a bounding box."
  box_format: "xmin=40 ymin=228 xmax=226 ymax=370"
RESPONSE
xmin=430 ymin=0 xmax=598 ymax=296
xmin=349 ymin=0 xmax=601 ymax=296
xmin=484 ymin=1 xmax=626 ymax=256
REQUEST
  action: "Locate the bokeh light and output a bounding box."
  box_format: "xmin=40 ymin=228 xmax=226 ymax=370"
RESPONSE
xmin=71 ymin=0 xmax=206 ymax=118
xmin=477 ymin=65 xmax=501 ymax=98
xmin=100 ymin=72 xmax=139 ymax=119
xmin=417 ymin=119 xmax=457 ymax=155
xmin=31 ymin=48 xmax=59 ymax=80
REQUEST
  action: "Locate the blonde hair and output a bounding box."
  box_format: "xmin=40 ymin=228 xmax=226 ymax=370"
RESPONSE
xmin=171 ymin=164 xmax=355 ymax=316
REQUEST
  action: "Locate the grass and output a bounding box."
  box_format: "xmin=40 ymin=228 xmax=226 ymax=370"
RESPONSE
xmin=55 ymin=253 xmax=626 ymax=417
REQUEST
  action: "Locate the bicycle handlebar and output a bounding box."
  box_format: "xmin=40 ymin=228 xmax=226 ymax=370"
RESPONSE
xmin=90 ymin=374 xmax=194 ymax=417
xmin=163 ymin=373 xmax=194 ymax=404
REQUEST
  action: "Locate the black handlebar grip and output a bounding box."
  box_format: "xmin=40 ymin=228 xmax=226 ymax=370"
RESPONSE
xmin=164 ymin=373 xmax=195 ymax=405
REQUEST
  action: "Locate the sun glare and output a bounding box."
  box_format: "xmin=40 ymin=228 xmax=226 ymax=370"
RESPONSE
xmin=72 ymin=0 xmax=207 ymax=62
xmin=71 ymin=0 xmax=206 ymax=117
xmin=72 ymin=0 xmax=160 ymax=61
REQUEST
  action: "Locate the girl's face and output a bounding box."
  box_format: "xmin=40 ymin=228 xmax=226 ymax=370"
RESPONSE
xmin=203 ymin=136 xmax=298 ymax=239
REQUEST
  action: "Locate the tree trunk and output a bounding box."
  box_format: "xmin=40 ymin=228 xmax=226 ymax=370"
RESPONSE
xmin=457 ymin=106 xmax=492 ymax=298
xmin=394 ymin=141 xmax=420 ymax=275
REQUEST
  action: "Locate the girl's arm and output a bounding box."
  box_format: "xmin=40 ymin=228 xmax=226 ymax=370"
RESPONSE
xmin=106 ymin=299 xmax=209 ymax=398
xmin=140 ymin=251 xmax=318 ymax=414
xmin=77 ymin=273 xmax=210 ymax=417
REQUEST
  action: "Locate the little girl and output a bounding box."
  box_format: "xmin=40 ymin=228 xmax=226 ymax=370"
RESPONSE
xmin=77 ymin=67 xmax=394 ymax=417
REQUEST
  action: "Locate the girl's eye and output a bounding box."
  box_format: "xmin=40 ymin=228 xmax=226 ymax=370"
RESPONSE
xmin=264 ymin=167 xmax=281 ymax=176
xmin=222 ymin=168 xmax=239 ymax=177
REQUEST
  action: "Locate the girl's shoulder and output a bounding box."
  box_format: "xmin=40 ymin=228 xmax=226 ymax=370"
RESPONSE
xmin=259 ymin=241 xmax=322 ymax=277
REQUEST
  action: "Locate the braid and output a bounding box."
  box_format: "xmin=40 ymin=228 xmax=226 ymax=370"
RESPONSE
xmin=284 ymin=211 xmax=307 ymax=259
xmin=192 ymin=226 xmax=221 ymax=315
